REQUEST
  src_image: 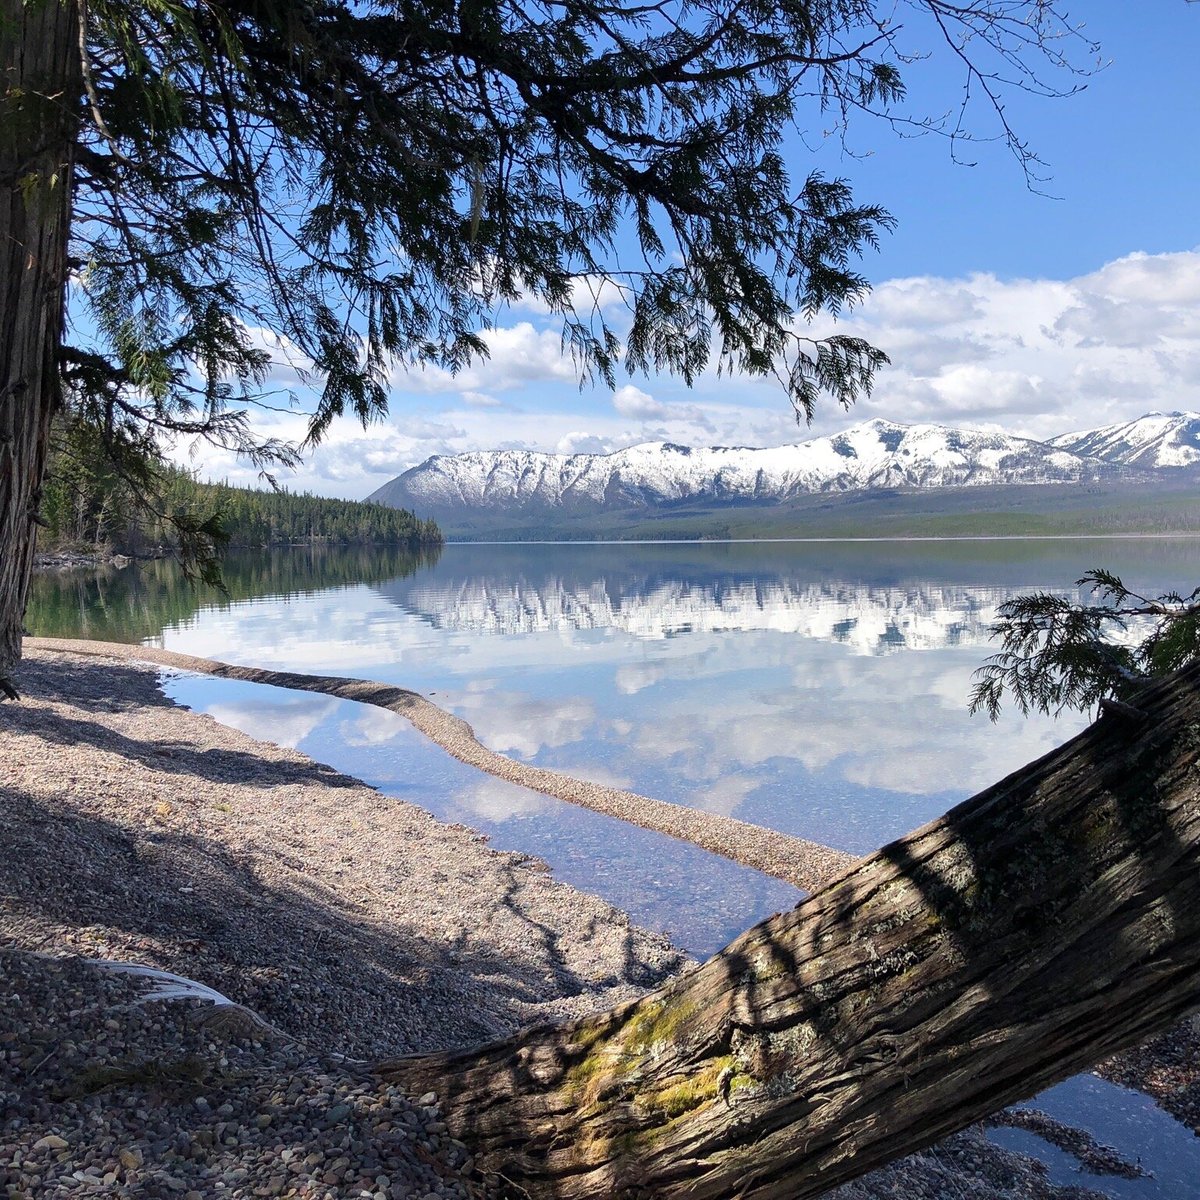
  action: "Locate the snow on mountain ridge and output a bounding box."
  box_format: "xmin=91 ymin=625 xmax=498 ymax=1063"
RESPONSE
xmin=370 ymin=418 xmax=1112 ymax=513
xmin=1048 ymin=411 xmax=1200 ymax=469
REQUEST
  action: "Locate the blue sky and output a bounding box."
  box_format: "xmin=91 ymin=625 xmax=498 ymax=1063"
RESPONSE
xmin=186 ymin=1 xmax=1200 ymax=499
xmin=820 ymin=1 xmax=1200 ymax=282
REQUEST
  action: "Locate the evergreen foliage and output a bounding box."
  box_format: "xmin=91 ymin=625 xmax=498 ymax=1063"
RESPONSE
xmin=0 ymin=0 xmax=1101 ymax=690
xmin=65 ymin=0 xmax=1095 ymax=449
xmin=40 ymin=419 xmax=440 ymax=557
xmin=971 ymin=570 xmax=1200 ymax=719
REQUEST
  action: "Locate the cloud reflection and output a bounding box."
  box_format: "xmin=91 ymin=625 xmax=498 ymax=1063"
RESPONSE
xmin=200 ymin=695 xmax=339 ymax=749
xmin=454 ymin=778 xmax=551 ymax=822
xmin=156 ymin=542 xmax=1183 ymax=854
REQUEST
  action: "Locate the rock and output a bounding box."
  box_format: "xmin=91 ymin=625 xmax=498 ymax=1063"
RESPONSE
xmin=32 ymin=1135 xmax=68 ymax=1152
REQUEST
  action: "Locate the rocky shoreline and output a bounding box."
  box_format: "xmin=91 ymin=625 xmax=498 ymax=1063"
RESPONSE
xmin=2 ymin=951 xmax=478 ymax=1200
xmin=32 ymin=550 xmax=138 ymax=571
xmin=3 ymin=647 xmax=1196 ymax=1198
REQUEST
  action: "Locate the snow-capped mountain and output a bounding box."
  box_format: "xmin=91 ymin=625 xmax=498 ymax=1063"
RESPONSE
xmin=1047 ymin=411 xmax=1200 ymax=469
xmin=368 ymin=419 xmax=1114 ymax=514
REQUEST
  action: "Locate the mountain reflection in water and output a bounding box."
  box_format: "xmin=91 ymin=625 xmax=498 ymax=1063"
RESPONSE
xmin=27 ymin=537 xmax=1199 ymax=856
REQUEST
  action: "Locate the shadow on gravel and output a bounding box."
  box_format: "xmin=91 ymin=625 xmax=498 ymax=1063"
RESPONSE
xmin=0 ymin=786 xmax=678 ymax=1061
xmin=9 ymin=659 xmax=364 ymax=791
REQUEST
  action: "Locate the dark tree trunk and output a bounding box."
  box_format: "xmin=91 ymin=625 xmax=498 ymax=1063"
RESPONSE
xmin=382 ymin=663 xmax=1200 ymax=1199
xmin=0 ymin=0 xmax=80 ymax=695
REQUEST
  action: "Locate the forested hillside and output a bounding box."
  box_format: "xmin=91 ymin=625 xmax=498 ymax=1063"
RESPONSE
xmin=188 ymin=477 xmax=442 ymax=549
xmin=40 ymin=445 xmax=441 ymax=555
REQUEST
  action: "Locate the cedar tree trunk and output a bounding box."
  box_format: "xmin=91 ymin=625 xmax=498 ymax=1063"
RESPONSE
xmin=0 ymin=0 xmax=80 ymax=695
xmin=383 ymin=663 xmax=1200 ymax=1199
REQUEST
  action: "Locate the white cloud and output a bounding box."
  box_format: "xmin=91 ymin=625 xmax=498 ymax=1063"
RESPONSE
xmin=460 ymin=391 xmax=503 ymax=408
xmin=509 ymin=273 xmax=631 ymax=317
xmin=172 ymin=248 xmax=1200 ymax=496
xmin=556 ymin=432 xmax=615 ymax=456
xmin=613 ymin=385 xmax=667 ymax=420
xmin=384 ymin=321 xmax=578 ymax=396
xmin=826 ymin=249 xmax=1200 ymax=441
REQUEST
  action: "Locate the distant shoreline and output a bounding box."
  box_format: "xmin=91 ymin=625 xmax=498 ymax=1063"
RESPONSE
xmin=443 ymin=531 xmax=1200 ymax=546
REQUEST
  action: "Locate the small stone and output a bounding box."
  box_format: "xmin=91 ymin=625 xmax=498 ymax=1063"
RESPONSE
xmin=32 ymin=1135 xmax=68 ymax=1152
xmin=417 ymin=1092 xmax=437 ymax=1107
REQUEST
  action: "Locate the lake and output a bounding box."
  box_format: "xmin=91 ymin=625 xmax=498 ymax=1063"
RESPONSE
xmin=28 ymin=536 xmax=1200 ymax=1193
xmin=29 ymin=536 xmax=1200 ymax=947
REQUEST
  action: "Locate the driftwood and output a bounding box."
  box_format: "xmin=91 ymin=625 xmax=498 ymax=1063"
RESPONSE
xmin=26 ymin=639 xmax=1200 ymax=1195
xmin=379 ymin=661 xmax=1200 ymax=1198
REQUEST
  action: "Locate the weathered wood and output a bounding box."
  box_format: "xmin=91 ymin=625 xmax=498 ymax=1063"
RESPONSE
xmin=0 ymin=0 xmax=80 ymax=692
xmin=381 ymin=663 xmax=1200 ymax=1199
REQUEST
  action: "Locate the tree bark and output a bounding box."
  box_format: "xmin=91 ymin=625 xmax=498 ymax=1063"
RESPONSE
xmin=0 ymin=0 xmax=80 ymax=695
xmin=381 ymin=663 xmax=1200 ymax=1199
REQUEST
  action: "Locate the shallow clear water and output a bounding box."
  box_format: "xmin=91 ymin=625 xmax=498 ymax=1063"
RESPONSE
xmin=30 ymin=536 xmax=1200 ymax=912
xmin=30 ymin=537 xmax=1200 ymax=1193
xmin=161 ymin=675 xmax=801 ymax=958
xmin=991 ymin=1075 xmax=1200 ymax=1199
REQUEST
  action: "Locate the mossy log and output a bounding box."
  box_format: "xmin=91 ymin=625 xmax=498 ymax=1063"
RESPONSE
xmin=382 ymin=662 xmax=1200 ymax=1198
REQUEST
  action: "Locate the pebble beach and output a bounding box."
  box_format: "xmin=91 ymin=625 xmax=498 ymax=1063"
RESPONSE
xmin=3 ymin=646 xmax=1197 ymax=1199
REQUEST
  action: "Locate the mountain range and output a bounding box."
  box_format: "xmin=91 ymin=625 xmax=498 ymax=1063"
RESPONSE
xmin=1047 ymin=412 xmax=1200 ymax=469
xmin=367 ymin=411 xmax=1200 ymax=539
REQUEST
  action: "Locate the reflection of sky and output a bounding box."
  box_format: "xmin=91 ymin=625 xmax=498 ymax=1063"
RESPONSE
xmin=152 ymin=540 xmax=1200 ymax=1190
xmin=163 ymin=676 xmax=799 ymax=959
xmin=988 ymin=1075 xmax=1200 ymax=1200
xmin=154 ymin=540 xmax=1192 ymax=855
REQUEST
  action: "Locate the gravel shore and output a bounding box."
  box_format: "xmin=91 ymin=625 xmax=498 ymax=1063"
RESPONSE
xmin=26 ymin=637 xmax=857 ymax=892
xmin=2 ymin=647 xmax=1189 ymax=1199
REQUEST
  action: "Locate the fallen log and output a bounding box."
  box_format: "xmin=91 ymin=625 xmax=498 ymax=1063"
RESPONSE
xmin=381 ymin=661 xmax=1200 ymax=1198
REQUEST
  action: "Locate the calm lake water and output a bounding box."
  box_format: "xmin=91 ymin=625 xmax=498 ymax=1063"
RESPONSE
xmin=28 ymin=537 xmax=1200 ymax=1192
xmin=29 ymin=537 xmax=1200 ymax=900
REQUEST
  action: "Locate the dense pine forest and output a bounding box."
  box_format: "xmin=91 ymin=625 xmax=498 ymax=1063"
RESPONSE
xmin=39 ymin=435 xmax=441 ymax=555
xmin=176 ymin=476 xmax=443 ymax=549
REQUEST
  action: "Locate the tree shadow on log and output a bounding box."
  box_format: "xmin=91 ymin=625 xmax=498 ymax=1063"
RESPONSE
xmin=379 ymin=662 xmax=1200 ymax=1199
